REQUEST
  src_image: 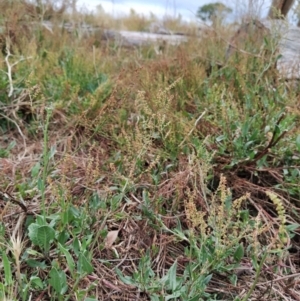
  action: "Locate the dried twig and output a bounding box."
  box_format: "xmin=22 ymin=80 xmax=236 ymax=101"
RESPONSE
xmin=0 ymin=38 xmax=32 ymax=97
xmin=0 ymin=190 xmax=27 ymax=213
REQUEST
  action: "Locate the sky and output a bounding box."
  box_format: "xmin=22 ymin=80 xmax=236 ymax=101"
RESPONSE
xmin=76 ymin=0 xmax=274 ymax=21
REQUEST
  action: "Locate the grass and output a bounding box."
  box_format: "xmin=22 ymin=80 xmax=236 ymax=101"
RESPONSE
xmin=0 ymin=1 xmax=300 ymax=300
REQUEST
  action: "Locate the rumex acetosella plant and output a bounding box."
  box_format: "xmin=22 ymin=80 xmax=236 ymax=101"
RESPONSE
xmin=183 ymin=167 xmax=289 ymax=300
xmin=115 ymin=169 xmax=291 ymax=300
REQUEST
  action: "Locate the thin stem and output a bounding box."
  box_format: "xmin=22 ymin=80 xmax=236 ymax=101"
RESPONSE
xmin=241 ymin=249 xmax=269 ymax=301
xmin=41 ymin=107 xmax=52 ymax=216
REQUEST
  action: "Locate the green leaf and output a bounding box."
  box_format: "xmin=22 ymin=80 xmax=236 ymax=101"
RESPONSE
xmin=37 ymin=178 xmax=43 ymax=191
xmin=229 ymin=274 xmax=238 ymax=286
xmin=37 ymin=225 xmax=55 ymax=253
xmin=239 ymin=210 xmax=249 ymax=222
xmin=203 ymin=274 xmax=212 ymax=285
xmin=36 ymin=215 xmax=46 ymax=225
xmin=57 ymin=230 xmax=69 ymax=245
xmin=82 ymin=234 xmax=93 ymax=250
xmin=28 ymin=223 xmax=40 ymax=245
xmin=234 ymin=244 xmax=244 ymax=262
xmin=78 ymin=252 xmax=93 ymax=274
xmin=73 ymin=238 xmax=81 ymax=256
xmin=2 ymin=252 xmax=12 ymax=285
xmin=8 ymin=140 xmax=16 ymax=151
xmin=31 ymin=162 xmax=41 ymax=177
xmin=251 ymin=255 xmax=259 ymax=270
xmin=296 ymin=135 xmax=300 ymax=151
xmin=0 ymin=283 xmax=6 ymax=299
xmin=286 ymin=223 xmax=300 ymax=232
xmin=28 ymin=223 xmax=55 ymax=253
xmin=115 ymin=268 xmax=136 ymax=285
xmin=166 ymin=260 xmax=178 ymax=291
xmin=26 ymin=259 xmax=48 ymax=269
xmin=47 ymin=145 xmax=56 ymax=160
xmin=49 ymin=267 xmax=68 ymax=294
xmin=58 ymin=243 xmax=75 ymax=275
xmin=291 ymin=169 xmax=299 ymax=178
xmin=216 ymin=135 xmax=226 ymax=142
xmin=30 ymin=276 xmax=44 ymax=289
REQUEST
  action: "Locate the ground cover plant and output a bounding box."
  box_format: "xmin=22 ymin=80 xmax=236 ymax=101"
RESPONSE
xmin=0 ymin=0 xmax=300 ymax=300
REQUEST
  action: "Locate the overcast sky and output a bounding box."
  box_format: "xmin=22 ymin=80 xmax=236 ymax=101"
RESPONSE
xmin=77 ymin=0 xmax=274 ymax=21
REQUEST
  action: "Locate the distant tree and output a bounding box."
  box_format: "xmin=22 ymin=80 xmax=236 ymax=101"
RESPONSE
xmin=96 ymin=4 xmax=105 ymax=15
xmin=197 ymin=2 xmax=232 ymax=23
xmin=293 ymin=0 xmax=300 ymax=26
xmin=268 ymin=0 xmax=295 ymax=19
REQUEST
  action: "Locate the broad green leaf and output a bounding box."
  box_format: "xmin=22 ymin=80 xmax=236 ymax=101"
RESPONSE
xmin=28 ymin=223 xmax=40 ymax=245
xmin=31 ymin=162 xmax=41 ymax=177
xmin=242 ymin=121 xmax=250 ymax=136
xmin=37 ymin=178 xmax=43 ymax=191
xmin=78 ymin=252 xmax=93 ymax=274
xmin=251 ymin=255 xmax=259 ymax=270
xmin=234 ymin=244 xmax=244 ymax=262
xmin=73 ymin=238 xmax=81 ymax=256
xmin=36 ymin=215 xmax=46 ymax=225
xmin=82 ymin=234 xmax=93 ymax=250
xmin=26 ymin=259 xmax=48 ymax=269
xmin=203 ymin=274 xmax=212 ymax=285
xmin=49 ymin=267 xmax=61 ymax=293
xmin=58 ymin=243 xmax=75 ymax=275
xmin=47 ymin=145 xmax=56 ymax=160
xmin=69 ymin=205 xmax=80 ymax=218
xmin=36 ymin=225 xmax=55 ymax=253
xmin=166 ymin=260 xmax=178 ymax=291
xmin=62 ymin=209 xmax=71 ymax=225
xmin=49 ymin=267 xmax=68 ymax=294
xmin=30 ymin=276 xmax=44 ymax=289
xmin=57 ymin=230 xmax=69 ymax=245
xmin=28 ymin=223 xmax=55 ymax=253
xmin=229 ymin=274 xmax=238 ymax=286
xmin=291 ymin=169 xmax=299 ymax=178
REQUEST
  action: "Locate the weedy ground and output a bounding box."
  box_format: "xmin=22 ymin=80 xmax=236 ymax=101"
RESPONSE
xmin=0 ymin=1 xmax=300 ymax=301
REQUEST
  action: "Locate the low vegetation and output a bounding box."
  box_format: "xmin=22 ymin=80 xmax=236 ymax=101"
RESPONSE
xmin=0 ymin=1 xmax=300 ymax=300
